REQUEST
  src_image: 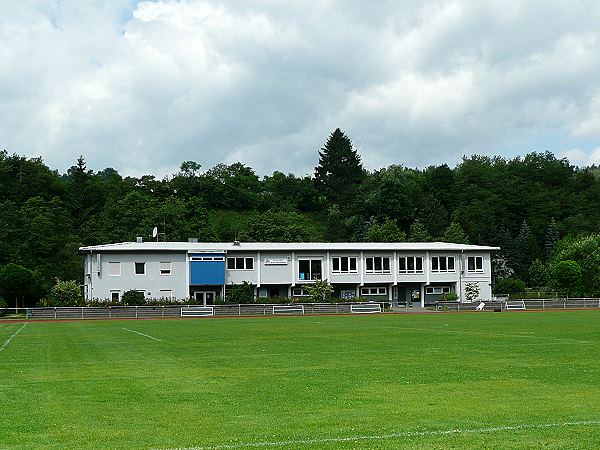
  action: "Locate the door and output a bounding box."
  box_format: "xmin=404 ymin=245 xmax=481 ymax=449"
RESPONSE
xmin=194 ymin=291 xmax=216 ymax=306
xmin=410 ymin=289 xmax=420 ymax=308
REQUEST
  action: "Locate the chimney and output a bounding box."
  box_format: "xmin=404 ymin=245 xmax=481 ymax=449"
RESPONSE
xmin=188 ymin=238 xmax=198 ymax=243
xmin=136 ymin=237 xmax=143 ymax=243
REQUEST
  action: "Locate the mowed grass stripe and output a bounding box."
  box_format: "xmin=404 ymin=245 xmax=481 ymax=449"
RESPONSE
xmin=1 ymin=311 xmax=599 ymax=449
xmin=0 ymin=322 xmax=27 ymax=353
xmin=171 ymin=419 xmax=600 ymax=449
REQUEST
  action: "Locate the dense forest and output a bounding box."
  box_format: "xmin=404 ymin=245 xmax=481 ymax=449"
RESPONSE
xmin=1 ymin=128 xmax=600 ymax=305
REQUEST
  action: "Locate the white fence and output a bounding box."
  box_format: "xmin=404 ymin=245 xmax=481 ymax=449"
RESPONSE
xmin=436 ymin=298 xmax=600 ymax=311
xmin=14 ymin=302 xmax=387 ymax=320
xmin=350 ymin=303 xmax=382 ymax=314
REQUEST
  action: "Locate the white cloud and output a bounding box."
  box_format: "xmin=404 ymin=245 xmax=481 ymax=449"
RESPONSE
xmin=1 ymin=0 xmax=600 ymax=176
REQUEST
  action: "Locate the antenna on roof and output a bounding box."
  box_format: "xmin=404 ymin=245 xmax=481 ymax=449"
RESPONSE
xmin=152 ymin=227 xmax=158 ymax=241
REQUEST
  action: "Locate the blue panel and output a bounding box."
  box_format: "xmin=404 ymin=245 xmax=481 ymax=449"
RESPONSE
xmin=190 ymin=260 xmax=225 ymax=285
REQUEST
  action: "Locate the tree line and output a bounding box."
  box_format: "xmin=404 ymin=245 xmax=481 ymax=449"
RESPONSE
xmin=1 ymin=128 xmax=600 ymax=306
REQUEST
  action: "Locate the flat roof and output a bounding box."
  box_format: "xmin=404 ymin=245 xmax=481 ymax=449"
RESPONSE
xmin=79 ymin=241 xmax=500 ymax=253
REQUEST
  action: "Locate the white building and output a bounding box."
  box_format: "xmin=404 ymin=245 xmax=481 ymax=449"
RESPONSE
xmin=79 ymin=241 xmax=498 ymax=306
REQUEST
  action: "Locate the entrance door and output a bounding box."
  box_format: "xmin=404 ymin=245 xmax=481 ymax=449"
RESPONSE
xmin=410 ymin=289 xmax=420 ymax=308
xmin=194 ymin=291 xmax=216 ymax=306
xmin=269 ymin=287 xmax=280 ymax=298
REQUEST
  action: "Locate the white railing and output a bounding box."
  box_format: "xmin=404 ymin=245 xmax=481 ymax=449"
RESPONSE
xmin=350 ymin=303 xmax=382 ymax=314
xmin=181 ymin=306 xmax=214 ymax=317
xmin=16 ymin=302 xmax=387 ymax=320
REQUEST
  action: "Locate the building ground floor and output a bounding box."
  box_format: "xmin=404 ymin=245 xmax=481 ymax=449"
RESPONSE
xmin=189 ymin=282 xmax=462 ymax=307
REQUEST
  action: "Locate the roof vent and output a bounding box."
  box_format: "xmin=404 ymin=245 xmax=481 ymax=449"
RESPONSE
xmin=136 ymin=237 xmax=143 ymax=243
xmin=233 ymin=240 xmax=241 ymax=246
xmin=188 ymin=238 xmax=198 ymax=243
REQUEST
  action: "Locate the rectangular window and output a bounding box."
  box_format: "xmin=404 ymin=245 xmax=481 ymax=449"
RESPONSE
xmin=110 ymin=290 xmax=120 ymax=302
xmin=467 ymin=256 xmax=484 ymax=273
xmin=298 ymin=259 xmax=322 ymax=281
xmin=159 ymin=289 xmax=173 ymax=299
xmin=331 ymin=256 xmax=358 ymax=274
xmin=292 ymin=287 xmax=309 ymax=297
xmin=135 ymin=262 xmax=145 ymax=275
xmin=431 ymin=256 xmax=455 ymax=273
xmin=360 ymin=286 xmax=387 ymax=296
xmin=226 ymin=257 xmax=255 ymax=270
xmin=108 ymin=262 xmax=121 ymax=277
xmin=365 ymin=257 xmax=390 ymax=274
xmin=398 ymin=256 xmax=423 ymax=274
xmin=192 ymin=256 xmax=224 ymax=261
xmin=160 ymin=262 xmax=171 ymax=275
xmin=426 ymin=286 xmax=451 ymax=294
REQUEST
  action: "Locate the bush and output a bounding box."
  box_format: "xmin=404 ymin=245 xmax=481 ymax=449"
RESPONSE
xmin=440 ymin=292 xmax=458 ymax=301
xmin=225 ymin=282 xmax=255 ymax=304
xmin=0 ymin=296 xmax=7 ymax=309
xmin=49 ymin=279 xmax=83 ymax=306
xmin=121 ymin=290 xmax=146 ymax=305
xmin=306 ymin=280 xmax=333 ymax=303
xmin=494 ymin=277 xmax=527 ymax=295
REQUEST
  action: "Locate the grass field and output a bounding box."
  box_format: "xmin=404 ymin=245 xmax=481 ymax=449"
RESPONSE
xmin=1 ymin=311 xmax=600 ymax=449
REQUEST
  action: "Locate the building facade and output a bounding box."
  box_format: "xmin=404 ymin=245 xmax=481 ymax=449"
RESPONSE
xmin=79 ymin=241 xmax=499 ymax=306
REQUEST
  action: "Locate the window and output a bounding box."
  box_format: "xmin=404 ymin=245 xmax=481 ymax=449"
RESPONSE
xmin=191 ymin=256 xmax=224 ymax=261
xmin=298 ymin=259 xmax=322 ymax=281
xmin=398 ymin=256 xmax=423 ymax=274
xmin=160 ymin=262 xmax=171 ymax=275
xmin=340 ymin=289 xmax=355 ymax=299
xmin=426 ymin=286 xmax=450 ymax=295
xmin=159 ymin=289 xmax=173 ymax=299
xmin=467 ymin=256 xmax=484 ymax=273
xmin=431 ymin=256 xmax=455 ymax=273
xmin=108 ymin=262 xmax=121 ymax=277
xmin=360 ymin=286 xmax=387 ymax=296
xmin=365 ymin=256 xmax=390 ymax=274
xmin=110 ymin=290 xmax=120 ymax=302
xmin=135 ymin=262 xmax=145 ymax=275
xmin=292 ymin=287 xmax=309 ymax=297
xmin=332 ymin=256 xmax=358 ymax=274
xmin=227 ymin=257 xmax=254 ymax=270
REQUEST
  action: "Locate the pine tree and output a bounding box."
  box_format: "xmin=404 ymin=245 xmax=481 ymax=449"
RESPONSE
xmin=314 ymin=128 xmax=365 ymax=207
xmin=408 ymin=219 xmax=432 ymax=242
xmin=442 ymin=222 xmax=469 ymax=244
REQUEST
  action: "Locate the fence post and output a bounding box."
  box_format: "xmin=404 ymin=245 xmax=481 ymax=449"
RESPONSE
xmin=542 ymin=299 xmax=545 ymax=309
xmin=54 ymin=307 xmax=57 ymax=319
xmin=238 ymin=304 xmax=241 ymax=316
xmin=81 ymin=307 xmax=84 ymax=319
xmin=136 ymin=306 xmax=138 ymax=318
xmin=162 ymin=305 xmax=164 ymax=317
xmin=263 ymin=304 xmax=266 ymax=315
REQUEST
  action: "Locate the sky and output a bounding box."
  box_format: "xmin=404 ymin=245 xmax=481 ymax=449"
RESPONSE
xmin=2 ymin=0 xmax=600 ymax=178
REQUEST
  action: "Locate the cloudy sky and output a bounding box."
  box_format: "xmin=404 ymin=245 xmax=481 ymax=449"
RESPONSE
xmin=2 ymin=0 xmax=600 ymax=177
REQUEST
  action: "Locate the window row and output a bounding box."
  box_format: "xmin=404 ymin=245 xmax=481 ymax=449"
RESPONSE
xmin=108 ymin=262 xmax=171 ymax=276
xmin=109 ymin=289 xmax=172 ymax=302
xmin=291 ymin=286 xmax=387 ymax=297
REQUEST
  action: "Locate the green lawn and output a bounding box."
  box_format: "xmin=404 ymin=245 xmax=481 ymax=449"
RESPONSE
xmin=1 ymin=311 xmax=600 ymax=449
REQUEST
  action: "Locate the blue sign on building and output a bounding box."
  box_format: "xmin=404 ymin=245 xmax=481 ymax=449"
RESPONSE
xmin=189 ymin=254 xmax=226 ymax=285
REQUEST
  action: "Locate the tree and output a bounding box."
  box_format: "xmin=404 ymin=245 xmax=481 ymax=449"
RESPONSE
xmin=49 ymin=279 xmax=83 ymax=306
xmin=0 ymin=263 xmax=35 ymax=312
xmin=367 ymin=217 xmax=406 ymax=242
xmin=512 ymin=220 xmax=537 ymax=280
xmin=305 ymin=280 xmax=334 ymax=303
xmin=314 ymin=128 xmax=365 ymax=207
xmin=464 ymin=282 xmax=480 ymax=302
xmin=239 ymin=211 xmax=313 ymax=242
xmin=493 ymin=277 xmax=527 ymax=295
xmin=442 ymin=222 xmax=469 ymax=244
xmin=551 ymin=234 xmax=600 ymax=296
xmin=528 ymin=259 xmax=549 ymax=288
xmin=544 ymin=217 xmax=559 ymax=259
xmin=553 ymin=260 xmax=582 ymax=296
xmin=408 ymin=219 xmax=432 ymax=242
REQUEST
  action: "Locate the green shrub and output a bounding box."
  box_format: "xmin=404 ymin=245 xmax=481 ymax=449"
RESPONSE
xmin=440 ymin=292 xmax=458 ymax=301
xmin=262 ymin=295 xmax=290 ymax=304
xmin=494 ymin=277 xmax=527 ymax=295
xmin=306 ymin=280 xmax=333 ymax=303
xmin=121 ymin=290 xmax=146 ymax=305
xmin=0 ymin=296 xmax=7 ymax=309
xmin=225 ymin=282 xmax=255 ymax=304
xmin=49 ymin=279 xmax=83 ymax=306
